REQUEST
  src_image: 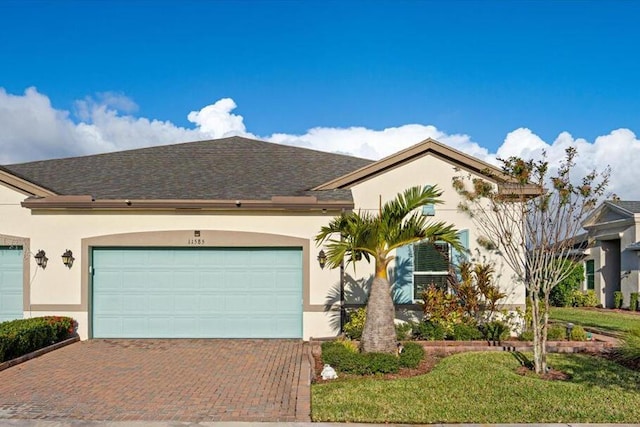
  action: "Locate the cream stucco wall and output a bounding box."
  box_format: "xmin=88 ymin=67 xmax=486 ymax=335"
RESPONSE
xmin=349 ymin=153 xmax=525 ymax=308
xmin=0 ymin=149 xmax=527 ymax=341
xmin=1 ymin=179 xmax=344 ymax=339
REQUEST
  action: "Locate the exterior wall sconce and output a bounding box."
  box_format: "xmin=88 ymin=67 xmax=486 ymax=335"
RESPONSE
xmin=62 ymin=249 xmax=75 ymax=269
xmin=34 ymin=250 xmax=48 ymax=269
xmin=317 ymin=250 xmax=327 ymax=269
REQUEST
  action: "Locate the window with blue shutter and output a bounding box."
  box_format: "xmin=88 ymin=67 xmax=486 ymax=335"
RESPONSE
xmin=413 ymin=242 xmax=450 ymax=298
xmin=395 ymin=229 xmax=470 ymax=302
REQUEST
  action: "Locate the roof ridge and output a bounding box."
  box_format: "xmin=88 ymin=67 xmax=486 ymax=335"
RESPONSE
xmin=5 ymin=135 xmax=372 ymax=167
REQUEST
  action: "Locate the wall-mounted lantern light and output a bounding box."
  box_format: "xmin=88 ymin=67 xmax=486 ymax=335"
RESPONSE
xmin=61 ymin=249 xmax=75 ymax=269
xmin=317 ymin=250 xmax=327 ymax=269
xmin=34 ymin=250 xmax=48 ymax=269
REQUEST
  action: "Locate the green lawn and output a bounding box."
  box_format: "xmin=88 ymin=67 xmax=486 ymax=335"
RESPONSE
xmin=312 ymin=352 xmax=640 ymax=423
xmin=550 ymin=307 xmax=640 ymax=333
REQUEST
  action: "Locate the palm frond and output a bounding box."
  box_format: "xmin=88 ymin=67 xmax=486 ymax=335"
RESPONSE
xmin=314 ymin=185 xmax=459 ymax=272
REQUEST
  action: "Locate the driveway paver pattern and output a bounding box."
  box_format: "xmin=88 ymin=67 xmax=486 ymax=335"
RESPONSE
xmin=0 ymin=339 xmax=310 ymax=422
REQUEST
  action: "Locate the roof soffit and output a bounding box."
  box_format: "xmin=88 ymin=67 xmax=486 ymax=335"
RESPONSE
xmin=20 ymin=195 xmax=355 ymax=212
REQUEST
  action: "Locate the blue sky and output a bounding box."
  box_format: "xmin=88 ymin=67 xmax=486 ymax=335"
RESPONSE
xmin=1 ymin=0 xmax=639 ymax=195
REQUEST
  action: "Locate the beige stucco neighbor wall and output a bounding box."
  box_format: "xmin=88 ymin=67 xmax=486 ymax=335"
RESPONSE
xmin=349 ymin=153 xmax=526 ymax=310
xmin=590 ymin=222 xmax=640 ymax=308
xmin=0 ymin=184 xmax=34 ymax=316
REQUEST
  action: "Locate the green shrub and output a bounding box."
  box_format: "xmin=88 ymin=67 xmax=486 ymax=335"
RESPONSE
xmin=570 ymin=325 xmax=587 ymax=341
xmin=518 ymin=329 xmax=534 ymax=341
xmin=547 ymin=324 xmax=567 ymax=341
xmin=321 ymin=340 xmax=424 ymax=375
xmin=614 ymin=291 xmax=624 ymax=309
xmin=363 ymin=352 xmax=399 ymax=374
xmin=480 ymin=320 xmax=510 ymax=343
xmin=321 ymin=341 xmax=400 ymax=375
xmin=343 ymin=308 xmax=366 ymax=340
xmin=549 ymin=261 xmax=584 ymax=307
xmin=321 ymin=341 xmax=363 ymax=373
xmin=631 ymin=293 xmax=639 ymax=311
xmin=572 ymin=290 xmax=598 ymax=307
xmin=609 ymin=328 xmax=640 ymax=370
xmin=412 ymin=320 xmax=446 ymax=341
xmin=450 ymin=322 xmax=483 ymax=341
xmin=0 ymin=316 xmax=75 ymax=362
xmin=395 ymin=322 xmax=413 ymax=341
xmin=398 ymin=342 xmax=424 ymax=368
xmin=518 ymin=324 xmax=586 ymax=341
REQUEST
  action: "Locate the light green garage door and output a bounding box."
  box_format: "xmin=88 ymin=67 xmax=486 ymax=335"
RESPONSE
xmin=0 ymin=246 xmax=23 ymax=323
xmin=92 ymin=247 xmax=303 ymax=338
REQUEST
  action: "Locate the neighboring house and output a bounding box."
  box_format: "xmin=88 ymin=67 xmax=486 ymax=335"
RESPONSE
xmin=0 ymin=136 xmax=524 ymax=339
xmin=581 ymin=200 xmax=640 ymax=308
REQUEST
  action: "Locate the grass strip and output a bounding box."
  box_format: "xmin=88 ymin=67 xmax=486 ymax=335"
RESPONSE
xmin=312 ymin=351 xmax=640 ymax=423
xmin=550 ymin=307 xmax=640 ymax=333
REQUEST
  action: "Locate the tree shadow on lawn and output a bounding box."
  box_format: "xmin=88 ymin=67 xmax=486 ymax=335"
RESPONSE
xmin=511 ymin=351 xmax=640 ymax=392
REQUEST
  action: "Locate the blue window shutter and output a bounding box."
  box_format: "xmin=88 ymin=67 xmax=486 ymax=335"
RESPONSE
xmin=393 ymin=244 xmax=414 ymax=304
xmin=451 ymin=229 xmax=470 ymax=274
xmin=422 ymin=184 xmax=435 ymax=216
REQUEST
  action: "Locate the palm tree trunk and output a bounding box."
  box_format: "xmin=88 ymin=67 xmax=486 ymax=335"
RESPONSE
xmin=360 ymin=273 xmax=398 ymax=354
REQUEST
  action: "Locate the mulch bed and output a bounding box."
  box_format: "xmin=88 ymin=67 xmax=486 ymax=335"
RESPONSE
xmin=313 ymin=347 xmax=573 ymax=382
xmin=312 ymin=349 xmax=444 ymax=382
xmin=515 ymin=365 xmax=571 ymax=381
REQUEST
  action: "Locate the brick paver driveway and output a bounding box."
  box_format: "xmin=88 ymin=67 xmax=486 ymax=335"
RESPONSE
xmin=0 ymin=339 xmax=310 ymax=422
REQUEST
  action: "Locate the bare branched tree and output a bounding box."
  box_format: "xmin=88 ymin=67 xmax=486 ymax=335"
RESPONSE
xmin=452 ymin=147 xmax=609 ymax=373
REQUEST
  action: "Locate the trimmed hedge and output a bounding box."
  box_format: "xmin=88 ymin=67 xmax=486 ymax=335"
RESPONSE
xmin=0 ymin=316 xmax=76 ymax=362
xmin=321 ymin=341 xmax=424 ymax=375
xmin=614 ymin=291 xmax=624 ymax=309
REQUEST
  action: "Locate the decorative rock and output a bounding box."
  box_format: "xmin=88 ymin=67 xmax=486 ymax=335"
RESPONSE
xmin=321 ymin=364 xmax=338 ymax=380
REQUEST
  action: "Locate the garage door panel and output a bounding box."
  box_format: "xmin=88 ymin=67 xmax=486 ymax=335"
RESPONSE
xmin=123 ymin=294 xmax=148 ymax=311
xmin=147 ymin=294 xmax=174 ymax=312
xmin=94 ymin=294 xmax=123 ymax=313
xmin=92 ymin=247 xmax=302 ymax=338
xmin=198 ymin=294 xmax=224 ymax=309
xmin=148 ymin=271 xmax=174 ymax=289
xmin=174 ymin=295 xmax=199 ymax=311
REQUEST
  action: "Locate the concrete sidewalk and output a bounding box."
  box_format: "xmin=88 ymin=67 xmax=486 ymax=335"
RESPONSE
xmin=0 ymin=420 xmax=638 ymax=427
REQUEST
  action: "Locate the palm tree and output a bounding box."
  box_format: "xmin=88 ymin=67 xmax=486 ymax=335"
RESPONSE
xmin=316 ymin=185 xmax=462 ymax=354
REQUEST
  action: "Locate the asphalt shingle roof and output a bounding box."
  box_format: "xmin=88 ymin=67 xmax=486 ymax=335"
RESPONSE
xmin=609 ymin=200 xmax=640 ymax=214
xmin=3 ymin=136 xmax=373 ymax=201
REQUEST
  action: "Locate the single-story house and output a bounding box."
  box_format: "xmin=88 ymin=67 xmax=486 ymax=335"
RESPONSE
xmin=0 ymin=136 xmax=524 ymax=339
xmin=581 ymin=200 xmax=640 ymax=308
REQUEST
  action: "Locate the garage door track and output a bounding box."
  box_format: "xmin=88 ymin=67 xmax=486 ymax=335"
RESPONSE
xmin=0 ymin=339 xmax=310 ymax=422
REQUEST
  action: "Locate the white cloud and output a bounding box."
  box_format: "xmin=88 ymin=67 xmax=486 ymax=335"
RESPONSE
xmin=267 ymin=124 xmax=491 ymax=162
xmin=186 ymin=98 xmax=252 ymax=139
xmin=0 ymin=87 xmax=637 ymax=199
